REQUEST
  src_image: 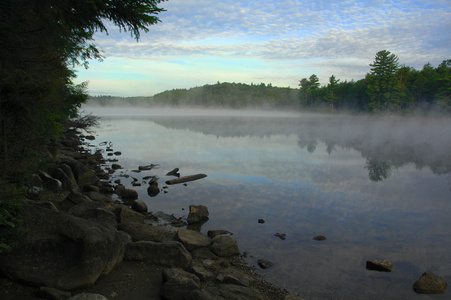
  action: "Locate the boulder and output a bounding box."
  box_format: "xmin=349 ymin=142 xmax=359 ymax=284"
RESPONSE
xmin=27 ymin=173 xmax=44 ymax=189
xmin=207 ymin=230 xmax=232 ymax=239
xmin=118 ymin=188 xmax=138 ymax=200
xmin=63 ymin=159 xmax=98 ymax=188
xmin=190 ymin=266 xmax=215 ymax=281
xmin=147 ymin=184 xmax=160 ymax=197
xmin=210 ymin=235 xmax=240 ymax=257
xmin=216 ymin=268 xmax=254 ymax=287
xmin=53 ymin=167 xmax=78 ymax=191
xmin=59 ymin=163 xmax=77 ymax=186
xmin=68 ymin=203 xmax=118 ymax=230
xmin=114 ymin=206 xmax=146 ymax=224
xmin=174 ymin=229 xmax=211 ymax=251
xmin=161 ymin=268 xmax=201 ymax=300
xmin=39 ymin=171 xmax=62 ymax=191
xmin=118 ymin=222 xmax=174 ymax=242
xmin=190 ymin=247 xmax=219 ymax=261
xmin=85 ymin=191 xmax=113 ymax=203
xmin=413 ymin=272 xmax=447 ymax=294
xmin=131 ymin=199 xmax=148 ymax=213
xmin=125 ymin=241 xmax=193 ymax=268
xmin=27 ymin=186 xmax=44 ymax=200
xmin=187 ymin=205 xmax=209 ymax=224
xmin=0 ymin=204 xmax=125 ymax=290
xmin=366 ymin=260 xmax=394 ymax=272
xmin=58 ymin=190 xmax=92 ymax=211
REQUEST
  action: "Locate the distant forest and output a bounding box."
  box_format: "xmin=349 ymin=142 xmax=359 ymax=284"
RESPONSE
xmin=89 ymin=51 xmax=451 ymax=113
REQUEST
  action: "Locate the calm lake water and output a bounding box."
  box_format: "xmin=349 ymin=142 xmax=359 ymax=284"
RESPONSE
xmin=84 ymin=107 xmax=451 ymax=299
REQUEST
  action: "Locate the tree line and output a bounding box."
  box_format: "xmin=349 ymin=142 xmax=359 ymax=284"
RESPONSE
xmin=89 ymin=51 xmax=450 ymax=113
xmin=299 ymin=51 xmax=451 ymax=112
xmin=89 ymin=82 xmax=300 ymax=108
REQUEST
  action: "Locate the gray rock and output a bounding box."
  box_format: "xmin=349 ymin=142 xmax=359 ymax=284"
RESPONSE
xmin=53 ymin=168 xmax=78 ymax=191
xmin=66 ymin=190 xmax=92 ymax=205
xmin=190 ymin=247 xmax=219 ymax=261
xmin=85 ymin=191 xmax=113 ymax=203
xmin=147 ymin=184 xmax=160 ymax=197
xmin=118 ymin=222 xmax=174 ymax=242
xmin=131 ymin=199 xmax=148 ymax=213
xmin=34 ymin=286 xmax=72 ymax=300
xmin=59 ymin=163 xmax=77 ymax=186
xmin=366 ymin=260 xmax=394 ymax=272
xmin=27 ymin=186 xmax=44 ymax=200
xmin=111 ymin=164 xmax=122 ymax=170
xmin=413 ymin=272 xmax=447 ymax=294
xmin=63 ymin=159 xmax=98 ymax=188
xmin=39 ymin=171 xmax=62 ymax=191
xmin=190 ymin=266 xmax=215 ymax=281
xmin=114 ymin=206 xmax=146 ymax=224
xmin=0 ymin=204 xmax=125 ymax=290
xmin=174 ymin=229 xmax=211 ymax=251
xmin=207 ymin=230 xmax=231 ymax=239
xmin=118 ymin=188 xmax=138 ymax=200
xmin=67 ymin=293 xmax=109 ymax=300
xmin=210 ymin=235 xmax=240 ymax=257
xmin=216 ymin=268 xmax=254 ymax=287
xmin=69 ymin=203 xmax=118 ymax=230
xmin=257 ymin=258 xmax=275 ymax=269
xmin=162 ymin=268 xmax=201 ymax=300
xmin=125 ymin=241 xmax=192 ymax=268
xmin=312 ymin=235 xmax=326 ymax=241
xmin=187 ymin=205 xmax=209 ymax=224
xmin=27 ymin=173 xmax=44 ymax=188
xmin=187 ymin=284 xmax=263 ymax=300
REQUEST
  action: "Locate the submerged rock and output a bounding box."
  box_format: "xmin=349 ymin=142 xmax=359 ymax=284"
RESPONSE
xmin=312 ymin=235 xmax=326 ymax=241
xmin=258 ymin=259 xmax=275 ymax=269
xmin=413 ymin=272 xmax=447 ymax=294
xmin=366 ymin=260 xmax=394 ymax=272
xmin=274 ymin=233 xmax=286 ymax=240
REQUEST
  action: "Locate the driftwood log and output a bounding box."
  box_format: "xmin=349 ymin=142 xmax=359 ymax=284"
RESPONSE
xmin=165 ymin=174 xmax=207 ymax=185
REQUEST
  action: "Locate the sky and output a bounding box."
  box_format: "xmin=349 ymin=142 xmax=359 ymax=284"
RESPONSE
xmin=74 ymin=0 xmax=451 ymax=97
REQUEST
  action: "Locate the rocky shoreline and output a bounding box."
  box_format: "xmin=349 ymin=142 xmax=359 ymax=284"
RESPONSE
xmin=0 ymin=120 xmax=302 ymax=300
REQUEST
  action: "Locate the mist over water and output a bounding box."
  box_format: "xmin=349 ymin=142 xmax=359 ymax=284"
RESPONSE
xmin=84 ymin=106 xmax=451 ymax=299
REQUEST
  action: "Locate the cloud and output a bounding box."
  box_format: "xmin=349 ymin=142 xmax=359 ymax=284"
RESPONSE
xmin=76 ymin=0 xmax=451 ymax=95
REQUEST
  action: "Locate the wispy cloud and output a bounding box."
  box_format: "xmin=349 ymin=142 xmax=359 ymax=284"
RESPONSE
xmin=76 ymin=0 xmax=451 ymax=96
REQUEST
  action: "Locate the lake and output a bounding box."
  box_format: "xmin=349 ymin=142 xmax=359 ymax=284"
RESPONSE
xmin=83 ymin=107 xmax=451 ymax=299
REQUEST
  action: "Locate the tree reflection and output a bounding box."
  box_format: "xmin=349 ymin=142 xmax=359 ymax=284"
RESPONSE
xmin=364 ymin=158 xmax=393 ymax=181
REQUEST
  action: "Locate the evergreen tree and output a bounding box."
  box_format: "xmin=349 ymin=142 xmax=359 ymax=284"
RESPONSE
xmin=367 ymin=50 xmax=399 ymax=111
xmin=0 ymin=0 xmax=166 ymax=181
xmin=325 ymin=75 xmax=340 ymax=111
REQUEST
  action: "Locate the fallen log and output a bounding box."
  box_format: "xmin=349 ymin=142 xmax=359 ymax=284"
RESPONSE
xmin=165 ymin=174 xmax=207 ymax=185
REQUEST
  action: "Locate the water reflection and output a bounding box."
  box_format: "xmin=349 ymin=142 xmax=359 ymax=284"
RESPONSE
xmin=86 ymin=108 xmax=451 ymax=299
xmin=151 ymin=114 xmax=451 ymax=182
